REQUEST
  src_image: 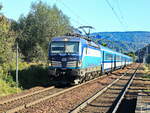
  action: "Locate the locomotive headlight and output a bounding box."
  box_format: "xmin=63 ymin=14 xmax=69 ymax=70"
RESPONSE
xmin=48 ymin=60 xmax=52 ymax=66
xmin=49 ymin=63 xmax=51 ymax=66
xmin=77 ymin=60 xmax=82 ymax=67
xmin=64 ymin=38 xmax=68 ymax=41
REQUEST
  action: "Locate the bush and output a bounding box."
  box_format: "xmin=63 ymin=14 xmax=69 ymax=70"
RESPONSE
xmin=143 ymin=64 xmax=150 ymax=79
xmin=10 ymin=63 xmax=49 ymax=89
xmin=0 ymin=77 xmax=21 ymax=97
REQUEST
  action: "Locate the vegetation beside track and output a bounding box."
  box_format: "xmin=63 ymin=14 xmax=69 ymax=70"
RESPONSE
xmin=0 ymin=62 xmax=49 ymax=97
xmin=0 ymin=79 xmax=21 ymax=97
xmin=0 ymin=14 xmax=21 ymax=97
xmin=0 ymin=1 xmax=71 ymax=97
xmin=142 ymin=64 xmax=150 ymax=92
xmin=143 ymin=64 xmax=150 ymax=79
xmin=11 ymin=63 xmax=49 ymax=89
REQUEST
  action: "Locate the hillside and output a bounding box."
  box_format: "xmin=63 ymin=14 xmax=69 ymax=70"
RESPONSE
xmin=90 ymin=31 xmax=150 ymax=53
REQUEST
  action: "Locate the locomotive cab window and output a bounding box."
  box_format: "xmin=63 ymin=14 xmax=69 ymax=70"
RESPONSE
xmin=51 ymin=41 xmax=79 ymax=53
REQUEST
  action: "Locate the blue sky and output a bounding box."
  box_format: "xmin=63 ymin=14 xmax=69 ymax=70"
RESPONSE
xmin=1 ymin=0 xmax=150 ymax=32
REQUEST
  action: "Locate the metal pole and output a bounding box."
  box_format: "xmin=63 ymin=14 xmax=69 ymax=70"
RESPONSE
xmin=147 ymin=46 xmax=148 ymax=56
xmin=145 ymin=45 xmax=149 ymax=64
xmin=16 ymin=43 xmax=19 ymax=93
xmin=138 ymin=49 xmax=140 ymax=63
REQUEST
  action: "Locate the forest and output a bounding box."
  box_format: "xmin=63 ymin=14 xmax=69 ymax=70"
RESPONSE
xmin=0 ymin=1 xmax=72 ymax=96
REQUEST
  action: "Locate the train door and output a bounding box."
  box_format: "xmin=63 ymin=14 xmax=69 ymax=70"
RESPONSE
xmin=101 ymin=51 xmax=105 ymax=73
xmin=111 ymin=54 xmax=113 ymax=71
xmin=121 ymin=56 xmax=123 ymax=68
xmin=112 ymin=54 xmax=115 ymax=71
xmin=114 ymin=54 xmax=116 ymax=70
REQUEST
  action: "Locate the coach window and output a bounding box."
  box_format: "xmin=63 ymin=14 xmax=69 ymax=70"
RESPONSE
xmin=105 ymin=53 xmax=112 ymax=60
xmin=116 ymin=55 xmax=121 ymax=61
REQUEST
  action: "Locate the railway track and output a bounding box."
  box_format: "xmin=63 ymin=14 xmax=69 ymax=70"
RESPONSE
xmin=0 ymin=72 xmax=110 ymax=113
xmin=69 ymin=64 xmax=139 ymax=113
xmin=113 ymin=66 xmax=144 ymax=113
xmin=0 ymin=64 xmax=137 ymax=113
xmin=0 ymin=86 xmax=65 ymax=113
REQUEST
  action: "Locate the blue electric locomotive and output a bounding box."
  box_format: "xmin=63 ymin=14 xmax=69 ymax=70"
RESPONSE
xmin=48 ymin=34 xmax=132 ymax=84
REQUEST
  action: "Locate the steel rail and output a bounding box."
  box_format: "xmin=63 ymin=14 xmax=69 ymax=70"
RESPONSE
xmin=0 ymin=86 xmax=55 ymax=105
xmin=3 ymin=65 xmax=133 ymax=113
xmin=3 ymin=72 xmax=109 ymax=113
xmin=112 ymin=64 xmax=140 ymax=113
xmin=69 ymin=65 xmax=137 ymax=113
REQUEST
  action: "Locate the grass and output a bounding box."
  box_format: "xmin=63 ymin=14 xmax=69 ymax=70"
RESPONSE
xmin=143 ymin=89 xmax=150 ymax=96
xmin=0 ymin=62 xmax=48 ymax=97
xmin=142 ymin=64 xmax=150 ymax=93
xmin=143 ymin=64 xmax=150 ymax=79
xmin=143 ymin=64 xmax=150 ymax=73
xmin=10 ymin=62 xmax=49 ymax=89
xmin=0 ymin=79 xmax=21 ymax=97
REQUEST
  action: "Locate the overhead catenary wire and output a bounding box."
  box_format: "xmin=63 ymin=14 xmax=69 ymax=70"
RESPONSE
xmin=105 ymin=0 xmax=127 ymax=30
xmin=54 ymin=0 xmax=96 ymax=31
xmin=105 ymin=0 xmax=138 ymax=36
xmin=54 ymin=0 xmax=142 ymax=53
xmin=115 ymin=0 xmax=128 ymax=27
xmin=115 ymin=0 xmax=146 ymax=50
xmin=104 ymin=0 xmax=144 ymax=53
xmin=56 ymin=0 xmax=90 ymax=25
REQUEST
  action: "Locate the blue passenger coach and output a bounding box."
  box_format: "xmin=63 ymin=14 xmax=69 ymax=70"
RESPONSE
xmin=48 ymin=34 xmax=132 ymax=84
xmin=100 ymin=46 xmax=132 ymax=73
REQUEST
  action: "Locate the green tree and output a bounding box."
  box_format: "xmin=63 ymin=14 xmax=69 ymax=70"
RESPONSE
xmin=0 ymin=15 xmax=18 ymax=88
xmin=0 ymin=15 xmax=16 ymax=68
xmin=101 ymin=43 xmax=107 ymax=47
xmin=124 ymin=52 xmax=136 ymax=61
xmin=0 ymin=6 xmax=22 ymax=96
xmin=15 ymin=1 xmax=71 ymax=62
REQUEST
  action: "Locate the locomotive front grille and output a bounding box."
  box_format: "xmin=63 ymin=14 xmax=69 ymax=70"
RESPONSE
xmin=51 ymin=61 xmax=61 ymax=67
xmin=67 ymin=61 xmax=77 ymax=67
xmin=51 ymin=61 xmax=77 ymax=67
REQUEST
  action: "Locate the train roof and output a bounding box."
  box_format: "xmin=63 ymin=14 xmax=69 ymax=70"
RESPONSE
xmin=51 ymin=36 xmax=132 ymax=59
xmin=100 ymin=45 xmax=132 ymax=59
xmin=51 ymin=36 xmax=100 ymax=48
xmin=51 ymin=36 xmax=87 ymax=42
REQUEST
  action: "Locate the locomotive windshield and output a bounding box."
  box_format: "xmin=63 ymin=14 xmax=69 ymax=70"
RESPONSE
xmin=51 ymin=41 xmax=79 ymax=53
